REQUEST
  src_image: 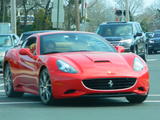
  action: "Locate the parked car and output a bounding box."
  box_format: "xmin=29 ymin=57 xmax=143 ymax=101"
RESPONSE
xmin=19 ymin=30 xmax=57 ymax=44
xmin=0 ymin=34 xmax=19 ymax=67
xmin=145 ymin=32 xmax=154 ymax=54
xmin=3 ymin=31 xmax=149 ymax=105
xmin=97 ymin=22 xmax=147 ymax=61
xmin=147 ymin=32 xmax=160 ymax=54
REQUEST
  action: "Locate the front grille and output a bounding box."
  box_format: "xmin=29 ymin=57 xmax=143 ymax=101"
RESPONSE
xmin=82 ymin=78 xmax=136 ymax=90
xmin=110 ymin=41 xmax=120 ymax=46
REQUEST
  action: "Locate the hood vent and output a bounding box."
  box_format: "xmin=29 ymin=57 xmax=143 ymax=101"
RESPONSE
xmin=94 ymin=60 xmax=111 ymax=63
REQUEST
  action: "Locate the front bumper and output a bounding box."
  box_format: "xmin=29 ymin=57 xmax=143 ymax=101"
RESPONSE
xmin=50 ymin=71 xmax=149 ymax=99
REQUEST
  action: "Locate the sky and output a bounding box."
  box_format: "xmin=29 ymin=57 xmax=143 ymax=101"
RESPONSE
xmin=144 ymin=0 xmax=155 ymax=7
xmin=87 ymin=0 xmax=156 ymax=9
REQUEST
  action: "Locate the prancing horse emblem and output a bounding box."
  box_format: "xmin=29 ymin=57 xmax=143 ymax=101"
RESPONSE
xmin=108 ymin=80 xmax=114 ymax=88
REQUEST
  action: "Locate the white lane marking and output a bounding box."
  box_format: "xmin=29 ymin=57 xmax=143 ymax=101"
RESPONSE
xmin=0 ymin=84 xmax=4 ymax=87
xmin=0 ymin=90 xmax=4 ymax=92
xmin=0 ymin=102 xmax=41 ymax=105
xmin=145 ymin=100 xmax=160 ymax=103
xmin=147 ymin=59 xmax=159 ymax=62
xmin=148 ymin=94 xmax=160 ymax=97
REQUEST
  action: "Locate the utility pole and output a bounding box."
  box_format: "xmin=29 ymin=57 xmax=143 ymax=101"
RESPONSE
xmin=75 ymin=0 xmax=80 ymax=31
xmin=125 ymin=0 xmax=130 ymax=21
xmin=11 ymin=0 xmax=17 ymax=34
xmin=2 ymin=0 xmax=5 ymax=22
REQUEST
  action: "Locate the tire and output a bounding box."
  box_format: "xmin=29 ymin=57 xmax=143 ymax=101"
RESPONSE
xmin=39 ymin=68 xmax=54 ymax=105
xmin=154 ymin=50 xmax=157 ymax=54
xmin=133 ymin=46 xmax=138 ymax=54
xmin=126 ymin=94 xmax=148 ymax=104
xmin=3 ymin=64 xmax=24 ymax=97
xmin=140 ymin=49 xmax=147 ymax=62
xmin=148 ymin=49 xmax=152 ymax=55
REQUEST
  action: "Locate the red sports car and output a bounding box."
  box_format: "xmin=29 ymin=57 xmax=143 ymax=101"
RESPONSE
xmin=3 ymin=31 xmax=149 ymax=105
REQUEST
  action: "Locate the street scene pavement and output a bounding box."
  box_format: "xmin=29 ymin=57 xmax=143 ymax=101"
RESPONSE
xmin=0 ymin=54 xmax=160 ymax=120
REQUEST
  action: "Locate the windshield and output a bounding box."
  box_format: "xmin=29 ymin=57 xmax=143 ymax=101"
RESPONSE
xmin=97 ymin=24 xmax=133 ymax=37
xmin=0 ymin=35 xmax=12 ymax=47
xmin=20 ymin=33 xmax=32 ymax=41
xmin=153 ymin=33 xmax=160 ymax=38
xmin=40 ymin=33 xmax=116 ymax=55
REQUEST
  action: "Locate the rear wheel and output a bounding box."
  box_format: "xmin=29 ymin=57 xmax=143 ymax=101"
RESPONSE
xmin=154 ymin=50 xmax=157 ymax=54
xmin=126 ymin=94 xmax=148 ymax=104
xmin=140 ymin=47 xmax=147 ymax=62
xmin=133 ymin=46 xmax=138 ymax=54
xmin=148 ymin=49 xmax=152 ymax=54
xmin=4 ymin=64 xmax=24 ymax=97
xmin=39 ymin=68 xmax=54 ymax=105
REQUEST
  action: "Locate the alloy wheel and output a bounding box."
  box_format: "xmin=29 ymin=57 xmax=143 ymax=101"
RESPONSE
xmin=4 ymin=65 xmax=12 ymax=95
xmin=3 ymin=64 xmax=23 ymax=97
xmin=39 ymin=69 xmax=53 ymax=104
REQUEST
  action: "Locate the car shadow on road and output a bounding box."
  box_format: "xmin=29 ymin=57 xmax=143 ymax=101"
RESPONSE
xmin=51 ymin=97 xmax=140 ymax=107
xmin=8 ymin=94 xmax=141 ymax=107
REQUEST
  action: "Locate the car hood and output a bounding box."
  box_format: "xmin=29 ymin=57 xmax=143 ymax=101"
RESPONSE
xmin=104 ymin=36 xmax=132 ymax=41
xmin=104 ymin=37 xmax=123 ymax=41
xmin=49 ymin=52 xmax=137 ymax=76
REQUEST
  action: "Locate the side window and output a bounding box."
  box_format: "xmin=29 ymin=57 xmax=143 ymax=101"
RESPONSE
xmin=138 ymin=24 xmax=143 ymax=32
xmin=135 ymin=23 xmax=142 ymax=33
xmin=22 ymin=36 xmax=37 ymax=54
xmin=133 ymin=24 xmax=137 ymax=35
xmin=12 ymin=35 xmax=18 ymax=45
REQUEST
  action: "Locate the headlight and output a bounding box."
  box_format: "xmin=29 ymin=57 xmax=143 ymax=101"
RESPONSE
xmin=133 ymin=57 xmax=144 ymax=71
xmin=149 ymin=40 xmax=154 ymax=43
xmin=56 ymin=60 xmax=78 ymax=73
xmin=0 ymin=52 xmax=5 ymax=57
xmin=119 ymin=39 xmax=132 ymax=46
xmin=120 ymin=39 xmax=132 ymax=43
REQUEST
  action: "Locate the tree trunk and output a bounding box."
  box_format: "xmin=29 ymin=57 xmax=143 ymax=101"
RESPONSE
xmin=75 ymin=0 xmax=80 ymax=31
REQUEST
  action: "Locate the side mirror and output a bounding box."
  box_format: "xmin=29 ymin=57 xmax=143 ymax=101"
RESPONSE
xmin=135 ymin=33 xmax=142 ymax=37
xmin=19 ymin=48 xmax=37 ymax=59
xmin=115 ymin=46 xmax=125 ymax=53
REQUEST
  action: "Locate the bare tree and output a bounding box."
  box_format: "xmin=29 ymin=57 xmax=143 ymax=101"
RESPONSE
xmin=0 ymin=0 xmax=10 ymax=22
xmin=17 ymin=0 xmax=38 ymax=27
xmin=87 ymin=0 xmax=114 ymax=32
xmin=115 ymin=0 xmax=144 ymax=21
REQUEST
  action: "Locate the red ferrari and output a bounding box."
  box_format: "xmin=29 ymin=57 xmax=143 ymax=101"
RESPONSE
xmin=3 ymin=31 xmax=149 ymax=105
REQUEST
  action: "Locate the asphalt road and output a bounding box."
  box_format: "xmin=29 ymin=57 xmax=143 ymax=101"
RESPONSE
xmin=0 ymin=54 xmax=160 ymax=120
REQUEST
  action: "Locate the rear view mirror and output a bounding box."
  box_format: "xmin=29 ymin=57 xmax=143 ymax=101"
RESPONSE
xmin=115 ymin=46 xmax=125 ymax=53
xmin=19 ymin=48 xmax=37 ymax=59
xmin=135 ymin=33 xmax=142 ymax=37
xmin=19 ymin=48 xmax=31 ymax=55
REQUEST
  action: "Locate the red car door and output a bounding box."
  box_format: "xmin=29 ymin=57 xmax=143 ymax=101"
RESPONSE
xmin=17 ymin=36 xmax=39 ymax=93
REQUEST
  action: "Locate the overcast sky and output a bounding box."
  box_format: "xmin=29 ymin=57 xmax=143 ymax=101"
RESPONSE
xmin=144 ymin=0 xmax=155 ymax=7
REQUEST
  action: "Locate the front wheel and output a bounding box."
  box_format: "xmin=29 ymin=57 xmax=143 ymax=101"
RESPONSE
xmin=126 ymin=94 xmax=148 ymax=104
xmin=39 ymin=68 xmax=54 ymax=105
xmin=3 ymin=64 xmax=24 ymax=97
